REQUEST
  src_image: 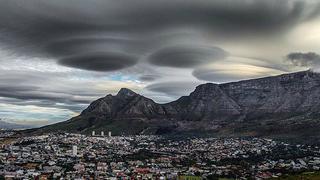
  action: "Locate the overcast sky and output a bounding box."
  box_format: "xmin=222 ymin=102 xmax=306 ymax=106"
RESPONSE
xmin=0 ymin=0 xmax=320 ymax=125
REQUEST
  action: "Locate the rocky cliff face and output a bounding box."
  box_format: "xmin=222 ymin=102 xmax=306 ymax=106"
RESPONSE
xmin=34 ymin=70 xmax=320 ymax=140
xmin=81 ymin=88 xmax=166 ymax=119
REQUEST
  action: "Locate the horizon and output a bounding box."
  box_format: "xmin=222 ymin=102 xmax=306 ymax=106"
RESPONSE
xmin=1 ymin=69 xmax=315 ymax=127
xmin=4 ymin=69 xmax=317 ymax=128
xmin=1 ymin=0 xmax=320 ymax=126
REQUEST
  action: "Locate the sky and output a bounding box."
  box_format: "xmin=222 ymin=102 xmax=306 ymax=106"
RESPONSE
xmin=0 ymin=0 xmax=320 ymax=126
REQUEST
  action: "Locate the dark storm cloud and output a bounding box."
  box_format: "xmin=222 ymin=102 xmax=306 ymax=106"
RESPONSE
xmin=286 ymin=52 xmax=320 ymax=67
xmin=58 ymin=52 xmax=138 ymax=72
xmin=146 ymin=81 xmax=200 ymax=97
xmin=0 ymin=0 xmax=319 ymax=71
xmin=148 ymin=45 xmax=227 ymax=68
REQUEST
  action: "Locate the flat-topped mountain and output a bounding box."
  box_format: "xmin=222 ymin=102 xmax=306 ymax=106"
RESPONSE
xmin=31 ymin=70 xmax=320 ymax=141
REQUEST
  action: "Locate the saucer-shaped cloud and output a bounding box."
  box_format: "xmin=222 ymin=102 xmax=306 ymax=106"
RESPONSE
xmin=1 ymin=0 xmax=320 ymax=124
xmin=193 ymin=62 xmax=284 ymax=83
xmin=58 ymin=52 xmax=138 ymax=72
xmin=146 ymin=81 xmax=201 ymax=97
xmin=45 ymin=37 xmax=147 ymax=57
xmin=0 ymin=0 xmax=319 ymax=72
xmin=148 ymin=46 xmax=227 ymax=68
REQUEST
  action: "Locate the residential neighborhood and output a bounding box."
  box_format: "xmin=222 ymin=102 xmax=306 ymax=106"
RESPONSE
xmin=1 ymin=131 xmax=320 ymax=179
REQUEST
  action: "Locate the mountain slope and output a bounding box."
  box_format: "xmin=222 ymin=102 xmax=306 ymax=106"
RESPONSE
xmin=31 ymin=70 xmax=320 ymax=140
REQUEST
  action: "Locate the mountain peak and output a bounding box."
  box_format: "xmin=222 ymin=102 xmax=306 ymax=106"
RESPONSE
xmin=117 ymin=88 xmax=137 ymax=97
xmin=33 ymin=71 xmax=320 ymax=141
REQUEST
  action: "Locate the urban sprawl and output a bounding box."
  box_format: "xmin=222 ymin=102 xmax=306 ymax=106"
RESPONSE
xmin=1 ymin=131 xmax=320 ymax=179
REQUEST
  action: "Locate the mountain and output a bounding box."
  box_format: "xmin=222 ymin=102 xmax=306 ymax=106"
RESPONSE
xmin=30 ymin=70 xmax=320 ymax=142
xmin=0 ymin=119 xmax=32 ymax=130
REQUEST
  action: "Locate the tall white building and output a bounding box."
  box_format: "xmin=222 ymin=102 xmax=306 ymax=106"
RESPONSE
xmin=92 ymin=131 xmax=95 ymax=136
xmin=72 ymin=145 xmax=77 ymax=156
xmin=108 ymin=131 xmax=112 ymax=137
xmin=101 ymin=131 xmax=104 ymax=136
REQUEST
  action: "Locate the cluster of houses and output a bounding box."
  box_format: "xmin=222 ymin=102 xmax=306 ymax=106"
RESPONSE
xmin=0 ymin=131 xmax=320 ymax=179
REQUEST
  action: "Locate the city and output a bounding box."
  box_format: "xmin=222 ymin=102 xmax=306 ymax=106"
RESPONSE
xmin=2 ymin=0 xmax=320 ymax=179
xmin=1 ymin=131 xmax=320 ymax=179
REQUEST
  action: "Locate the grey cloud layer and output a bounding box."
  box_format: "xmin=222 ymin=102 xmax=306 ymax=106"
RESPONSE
xmin=0 ymin=70 xmax=106 ymax=112
xmin=148 ymin=46 xmax=227 ymax=68
xmin=145 ymin=81 xmax=201 ymax=97
xmin=58 ymin=52 xmax=138 ymax=71
xmin=193 ymin=69 xmax=244 ymax=82
xmin=0 ymin=0 xmax=319 ymax=72
xmin=0 ymin=0 xmax=320 ymax=123
xmin=286 ymin=52 xmax=320 ymax=68
xmin=139 ymin=74 xmax=161 ymax=82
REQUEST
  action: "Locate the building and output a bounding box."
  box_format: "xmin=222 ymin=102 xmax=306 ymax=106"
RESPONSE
xmin=72 ymin=145 xmax=77 ymax=156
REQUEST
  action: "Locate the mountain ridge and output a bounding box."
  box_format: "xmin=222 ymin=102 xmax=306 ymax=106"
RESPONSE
xmin=29 ymin=70 xmax=320 ymax=142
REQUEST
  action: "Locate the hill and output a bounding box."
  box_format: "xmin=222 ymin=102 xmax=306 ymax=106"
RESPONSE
xmin=30 ymin=70 xmax=320 ymax=142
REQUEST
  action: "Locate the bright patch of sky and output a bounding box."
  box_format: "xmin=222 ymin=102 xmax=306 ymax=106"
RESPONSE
xmin=0 ymin=103 xmax=77 ymax=126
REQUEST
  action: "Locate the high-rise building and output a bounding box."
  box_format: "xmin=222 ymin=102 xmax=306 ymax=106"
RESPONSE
xmin=72 ymin=145 xmax=77 ymax=156
xmin=92 ymin=131 xmax=95 ymax=136
xmin=101 ymin=131 xmax=104 ymax=136
xmin=108 ymin=131 xmax=112 ymax=137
